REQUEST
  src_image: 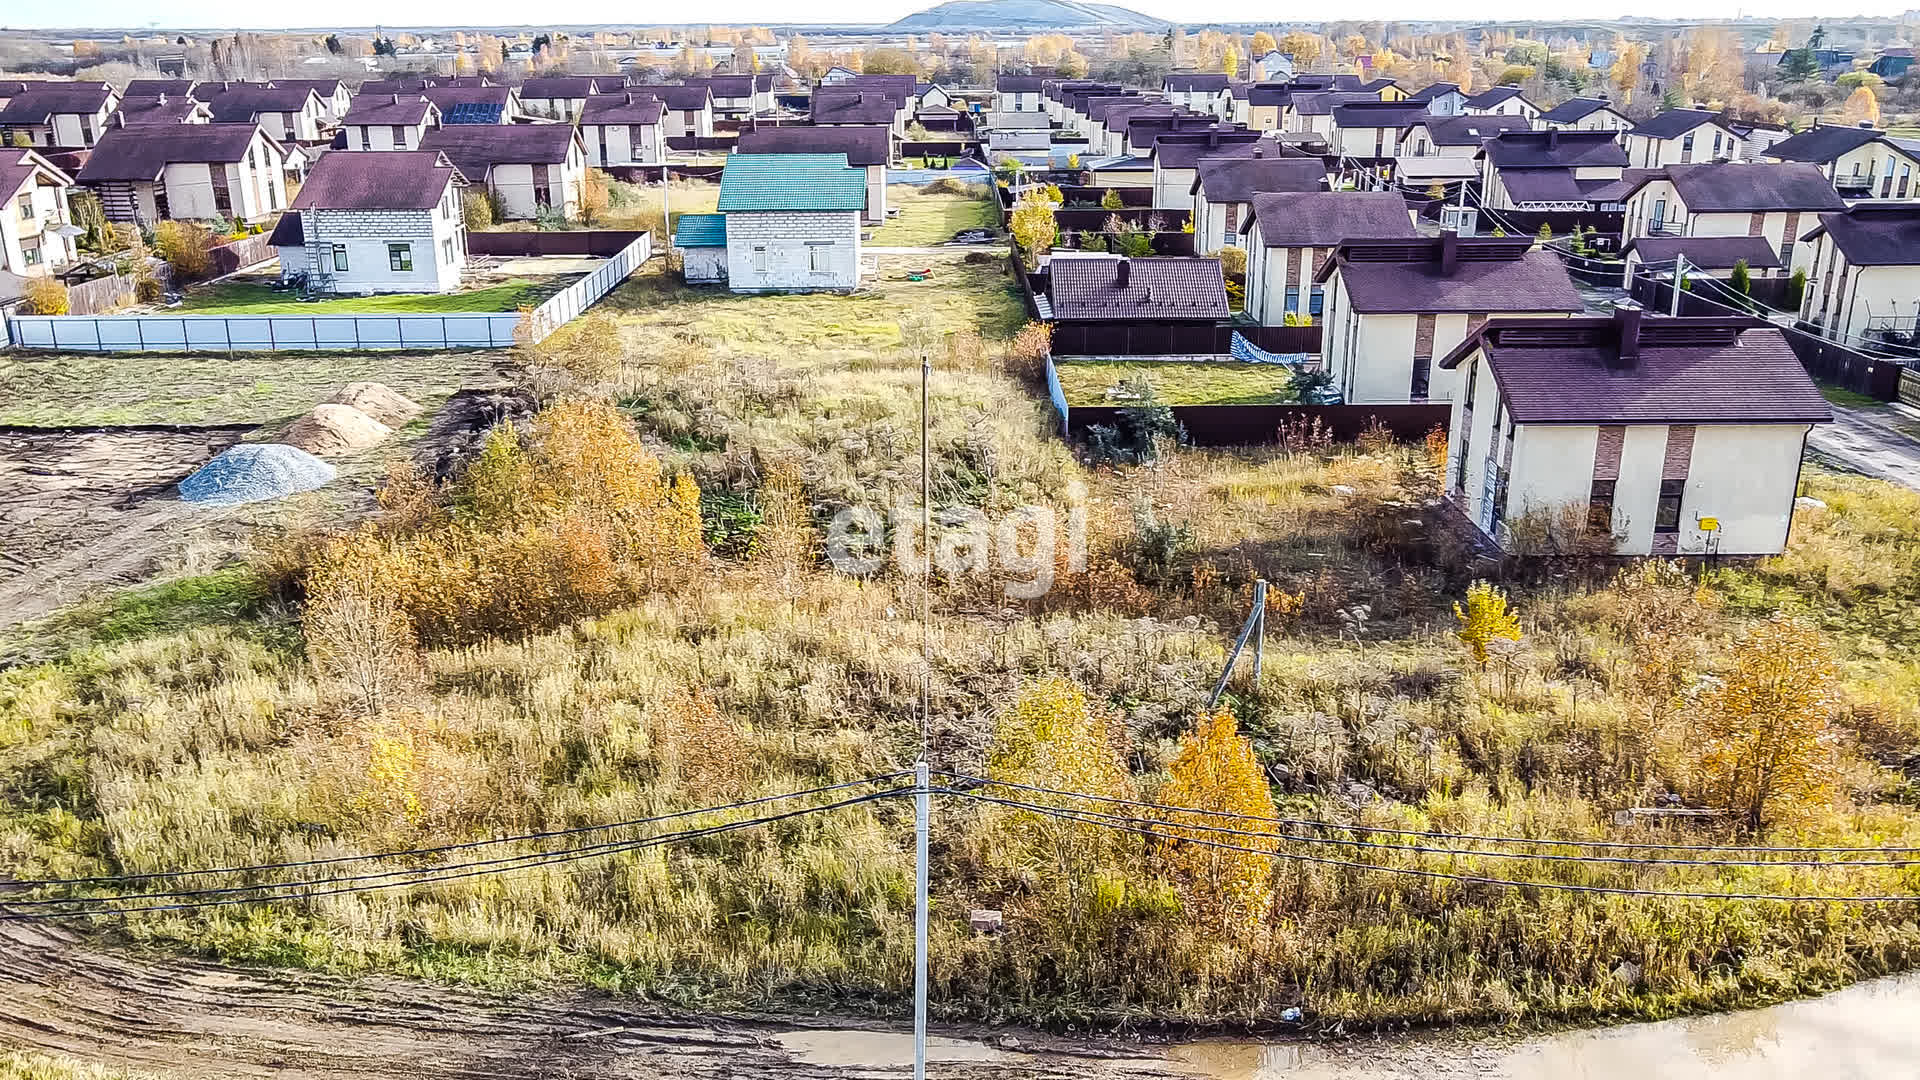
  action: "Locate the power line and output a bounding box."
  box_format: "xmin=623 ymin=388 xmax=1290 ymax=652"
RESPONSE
xmin=1626 ymin=265 xmax=1917 ymax=362
xmin=935 ymin=771 xmax=1920 ymax=855
xmin=2 ymin=774 xmax=910 ymax=890
xmin=946 ymin=791 xmax=1920 ymax=904
xmin=3 ymin=790 xmax=908 ymax=922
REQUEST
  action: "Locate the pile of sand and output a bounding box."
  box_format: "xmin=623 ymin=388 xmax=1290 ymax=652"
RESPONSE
xmin=283 ymin=404 xmax=393 ymax=457
xmin=179 ymin=444 xmax=336 ymax=506
xmin=329 ymin=382 xmax=423 ymax=429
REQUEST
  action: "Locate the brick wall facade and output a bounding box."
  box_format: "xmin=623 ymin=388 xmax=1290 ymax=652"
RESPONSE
xmin=723 ymin=210 xmax=861 ymax=292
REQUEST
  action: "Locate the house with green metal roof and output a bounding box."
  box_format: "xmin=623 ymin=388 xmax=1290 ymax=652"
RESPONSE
xmin=711 ymin=153 xmax=868 ymax=293
xmin=672 ymin=212 xmax=728 ymax=284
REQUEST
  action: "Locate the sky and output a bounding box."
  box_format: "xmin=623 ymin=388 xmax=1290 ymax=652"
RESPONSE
xmin=14 ymin=0 xmax=1914 ymax=31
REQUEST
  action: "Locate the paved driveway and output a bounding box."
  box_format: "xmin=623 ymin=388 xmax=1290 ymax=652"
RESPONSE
xmin=1808 ymin=401 xmax=1920 ymax=491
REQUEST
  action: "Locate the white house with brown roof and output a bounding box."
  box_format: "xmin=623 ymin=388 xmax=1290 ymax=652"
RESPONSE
xmin=419 ymin=125 xmax=586 ymax=219
xmin=1189 ymin=150 xmax=1327 ymax=255
xmin=1616 ymin=162 xmax=1846 ymax=272
xmin=1799 ymin=202 xmax=1920 ymax=346
xmin=1318 ymin=233 xmax=1584 ymax=404
xmin=273 ymin=149 xmax=468 ymax=294
xmin=1441 ymin=308 xmax=1830 ymax=555
xmin=625 ymin=84 xmax=715 ymax=138
xmin=0 ymin=83 xmax=120 ymax=148
xmin=579 ymin=93 xmax=665 ymax=167
xmin=1624 ymin=109 xmax=1744 ymax=168
xmin=112 ymin=94 xmax=212 ymax=126
xmin=205 ymin=84 xmax=328 ymax=143
xmin=995 ymin=75 xmax=1045 ymax=113
xmin=74 ymin=123 xmax=287 ymax=225
xmin=1535 ymin=97 xmax=1632 ymax=134
xmin=0 ymin=149 xmax=77 ymax=282
xmin=341 ymin=94 xmax=441 ymax=150
xmin=516 ymin=76 xmax=607 ymax=121
xmin=1462 ymin=87 xmax=1541 ymax=123
xmin=1240 ymin=191 xmax=1417 ymax=323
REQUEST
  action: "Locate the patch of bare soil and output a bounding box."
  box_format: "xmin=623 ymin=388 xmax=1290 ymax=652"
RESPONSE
xmin=0 ymin=919 xmax=1179 ymax=1079
xmin=0 ymin=426 xmax=249 ymax=628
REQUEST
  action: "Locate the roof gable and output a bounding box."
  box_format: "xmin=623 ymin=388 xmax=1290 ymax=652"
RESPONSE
xmin=1630 ymin=108 xmax=1730 ymax=140
xmin=75 ymin=123 xmax=273 ymax=181
xmin=1242 ymin=190 xmax=1416 ymax=246
xmin=290 ymin=149 xmax=462 ymax=211
xmin=717 ymin=153 xmax=867 ymax=212
xmin=1804 ymin=203 xmax=1920 ymax=266
xmin=1664 ymin=161 xmax=1847 ymax=212
xmin=735 ymin=124 xmax=889 ymax=166
xmin=1322 ymin=240 xmax=1583 ymax=314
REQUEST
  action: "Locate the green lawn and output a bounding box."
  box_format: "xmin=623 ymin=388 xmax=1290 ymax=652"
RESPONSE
xmin=1053 ymin=360 xmax=1301 ymax=406
xmin=1820 ymin=383 xmax=1886 ymax=407
xmin=177 ymin=278 xmax=564 ymax=315
xmin=868 ymin=185 xmax=998 ymax=247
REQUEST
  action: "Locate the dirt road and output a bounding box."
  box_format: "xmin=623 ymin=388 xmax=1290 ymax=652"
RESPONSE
xmin=0 ymin=920 xmax=1178 ymax=1079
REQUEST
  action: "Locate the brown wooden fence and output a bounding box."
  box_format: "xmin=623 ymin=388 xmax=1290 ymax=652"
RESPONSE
xmin=1068 ymin=403 xmax=1449 ymax=445
xmin=901 ymin=140 xmax=974 ymax=156
xmin=62 ymin=258 xmax=173 ymax=315
xmin=1051 ymin=321 xmax=1321 ymax=356
xmin=1786 ymin=329 xmax=1912 ymax=401
xmin=1058 ymin=185 xmax=1153 ymax=208
xmin=469 ymin=231 xmax=650 ymax=258
xmin=207 ymin=234 xmax=275 ymax=277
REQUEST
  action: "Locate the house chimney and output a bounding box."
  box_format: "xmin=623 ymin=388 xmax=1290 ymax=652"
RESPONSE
xmin=1546 ymin=127 xmax=1559 ymax=149
xmin=1613 ymin=301 xmax=1644 ymax=368
xmin=1207 ymin=130 xmax=1219 ymax=148
xmin=1860 ymin=120 xmax=1876 ymax=129
xmin=1438 ymin=226 xmax=1459 ymax=275
xmin=1116 ymin=258 xmax=1131 ymax=287
xmin=391 ymin=93 xmax=401 ymax=104
xmin=1252 ymin=144 xmax=1265 ymax=158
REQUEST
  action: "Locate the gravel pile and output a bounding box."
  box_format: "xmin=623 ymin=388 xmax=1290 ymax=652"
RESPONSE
xmin=284 ymin=403 xmax=392 ymax=456
xmin=179 ymin=444 xmax=336 ymax=506
xmin=329 ymin=382 xmax=423 ymax=428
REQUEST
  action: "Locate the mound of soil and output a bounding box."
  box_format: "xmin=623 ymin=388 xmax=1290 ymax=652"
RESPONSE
xmin=329 ymin=382 xmax=424 ymax=429
xmin=283 ymin=404 xmax=393 ymax=457
xmin=178 ymin=443 xmax=336 ymax=506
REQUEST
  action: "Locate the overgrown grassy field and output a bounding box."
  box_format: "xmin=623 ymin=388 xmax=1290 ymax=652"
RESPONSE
xmin=1054 ymin=360 xmax=1300 ymax=406
xmin=178 ymin=279 xmax=563 ymax=315
xmin=5 ymin=252 xmax=1920 ymax=1034
xmin=868 ymin=185 xmax=998 ymax=247
xmin=0 ymin=1051 xmax=159 ymax=1080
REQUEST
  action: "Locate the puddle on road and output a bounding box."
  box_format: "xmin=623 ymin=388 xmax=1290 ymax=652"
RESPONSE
xmin=772 ymin=1029 xmax=1025 ymax=1068
xmin=1164 ymin=972 xmax=1920 ymax=1080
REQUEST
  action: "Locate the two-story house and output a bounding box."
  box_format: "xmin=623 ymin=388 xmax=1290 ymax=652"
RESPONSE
xmin=1239 ymin=190 xmax=1417 ymax=323
xmin=1407 ymin=81 xmax=1468 ymax=116
xmin=424 ymin=84 xmax=522 ymax=126
xmin=684 ymin=75 xmax=760 ymax=119
xmin=1189 ymin=148 xmax=1327 ymax=255
xmin=0 ymin=148 xmax=77 ymax=282
xmin=1617 ymin=162 xmax=1846 ymax=271
xmin=0 ymin=83 xmax=120 ymax=148
xmin=419 ymin=125 xmax=586 ymax=219
xmin=626 ymin=84 xmax=715 ymax=138
xmin=1441 ymin=307 xmax=1830 ymax=556
xmin=1536 ymin=97 xmax=1633 ymax=134
xmin=515 ymin=75 xmax=605 ymax=122
xmin=736 ymin=124 xmax=891 ymax=224
xmin=1149 ymin=130 xmax=1266 ymax=210
xmin=1462 ymin=86 xmax=1541 ymax=123
xmin=1318 ymin=232 xmax=1584 ymax=404
xmin=75 ymin=123 xmax=287 ymax=225
xmin=579 ymin=93 xmax=665 ymax=168
xmin=205 ymin=84 xmax=327 ymax=143
xmin=1625 ymin=109 xmax=1744 ymax=168
xmin=1401 ymin=114 xmax=1533 ymax=157
xmin=271 ymin=79 xmax=352 ymax=123
xmin=340 ymin=94 xmax=440 ymax=150
xmin=1764 ymin=123 xmax=1920 ymax=199
xmin=713 ymin=153 xmax=867 ymax=293
xmin=1477 ymin=128 xmax=1628 ymax=211
xmin=1330 ymin=100 xmax=1429 ymax=161
xmin=1799 ymin=202 xmax=1920 ymax=347
xmin=273 ymin=150 xmax=468 ymax=294
xmin=1163 ymin=73 xmax=1231 ymax=113
xmin=994 ymin=74 xmax=1045 ymax=114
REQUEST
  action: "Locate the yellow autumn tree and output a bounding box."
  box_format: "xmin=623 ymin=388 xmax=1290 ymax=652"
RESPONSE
xmin=1697 ymin=616 xmax=1840 ymax=830
xmin=1841 ymin=85 xmax=1881 ymax=127
xmin=1250 ymin=30 xmax=1276 ymax=57
xmin=1222 ymin=42 xmax=1239 ymax=79
xmin=1157 ymin=709 xmax=1277 ymax=940
xmin=1454 ymin=580 xmax=1522 ymax=667
xmin=1009 ymin=190 xmax=1059 ymax=269
xmin=1276 ymin=31 xmax=1320 ymax=69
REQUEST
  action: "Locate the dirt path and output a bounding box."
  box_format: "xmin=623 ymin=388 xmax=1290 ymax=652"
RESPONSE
xmin=1807 ymin=402 xmax=1920 ymax=492
xmin=0 ymin=921 xmax=1178 ymax=1079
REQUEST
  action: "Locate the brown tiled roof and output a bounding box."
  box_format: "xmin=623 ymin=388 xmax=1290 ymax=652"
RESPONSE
xmin=419 ymin=125 xmax=579 ymax=182
xmin=289 ymin=149 xmax=463 ymax=211
xmin=1191 ymin=152 xmax=1326 ymax=201
xmin=0 ymin=148 xmax=72 ymax=199
xmin=1318 ymin=239 xmax=1584 ymax=314
xmin=359 ymin=77 xmax=437 ymax=94
xmin=519 ymin=76 xmax=604 ymax=99
xmin=688 ymin=75 xmax=755 ymax=99
xmin=626 ymin=83 xmax=711 ymax=111
xmin=205 ymin=85 xmax=319 ymax=122
xmin=1150 ymin=130 xmax=1265 ymax=169
xmin=124 ymin=79 xmax=196 ymax=97
xmin=1802 ymin=202 xmax=1920 ymax=266
xmin=812 ymin=91 xmax=897 ymax=125
xmin=75 ymin=123 xmax=269 ymax=181
xmin=1621 ymin=235 xmax=1783 ymax=270
xmin=1439 ymin=316 xmax=1831 ymax=425
xmin=1049 ymin=257 xmax=1229 ymax=321
xmin=1481 ymin=130 xmax=1628 ymax=168
xmin=112 ymin=95 xmax=207 ymax=125
xmin=423 ymin=85 xmax=515 ymax=111
xmin=0 ymin=85 xmax=115 ymax=123
xmin=1241 ymin=191 xmax=1416 ymax=246
xmin=1663 ymin=161 xmax=1847 ymax=212
xmin=1409 ymin=114 xmax=1533 ymax=145
xmin=1629 ymin=108 xmax=1726 ymax=139
xmin=996 ymin=75 xmax=1046 ymax=93
xmin=579 ymin=93 xmax=664 ymax=125
xmin=735 ymin=123 xmax=889 ymax=166
xmin=342 ymin=94 xmax=434 ymax=126
xmin=271 ymin=79 xmax=344 ymax=97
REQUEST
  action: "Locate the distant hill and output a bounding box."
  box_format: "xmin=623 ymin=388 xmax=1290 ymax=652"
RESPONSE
xmin=887 ymin=0 xmax=1168 ymax=31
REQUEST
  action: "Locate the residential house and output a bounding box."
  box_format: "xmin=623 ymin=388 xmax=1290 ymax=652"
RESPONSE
xmin=1286 ymin=92 xmax=1382 ymax=142
xmin=1239 ymin=190 xmax=1417 ymax=323
xmin=424 ymin=84 xmax=521 ymax=125
xmin=1624 ymin=109 xmax=1743 ymax=168
xmin=419 ymin=125 xmax=586 ymax=219
xmin=995 ymin=74 xmax=1045 ymax=113
xmin=1730 ymin=120 xmax=1791 ymax=161
xmin=1253 ymin=51 xmax=1295 ymax=80
xmin=735 ymin=124 xmax=891 ymax=223
xmin=516 ymin=75 xmax=605 ymax=121
xmin=124 ymin=78 xmax=197 ymax=99
xmin=1477 ymin=129 xmax=1628 ymax=211
xmin=1149 ymin=130 xmax=1265 ymax=209
xmin=359 ymin=76 xmax=438 ymax=95
xmin=627 ymin=84 xmax=714 ymax=138
xmin=273 ymin=149 xmax=468 ymax=294
xmin=820 ymin=66 xmax=861 ymax=85
xmin=112 ymin=94 xmax=212 ymax=126
xmin=1799 ymin=202 xmax=1920 ymax=347
xmin=1162 ymin=73 xmax=1230 ymax=113
xmin=1328 ymin=100 xmax=1428 ymax=160
xmin=1616 ymin=162 xmax=1845 ymax=271
xmin=271 ymin=79 xmax=352 ymax=123
xmin=1620 ymin=235 xmax=1785 ymax=289
xmin=713 ymin=153 xmax=867 ymax=293
xmin=1401 ymin=113 xmax=1532 ymax=157
xmin=1536 ymin=97 xmax=1632 ymax=134
xmin=1764 ymin=123 xmax=1920 ymax=199
xmin=1407 ymin=82 xmax=1467 ymax=116
xmin=1780 ymin=49 xmax=1856 ymax=77
xmin=1441 ymin=308 xmax=1830 ymax=556
xmin=0 ymin=149 xmax=77 ymax=283
xmin=0 ymin=83 xmax=120 ymax=148
xmin=1189 ymin=149 xmax=1327 ymax=254
xmin=579 ymin=93 xmax=665 ymax=167
xmin=671 ymin=211 xmax=728 ymax=283
xmin=340 ymin=94 xmax=440 ymax=150
xmin=686 ymin=75 xmax=760 ymax=119
xmin=1240 ymin=84 xmax=1293 ymax=131
xmin=1318 ymin=233 xmax=1584 ymax=404
xmin=1462 ymin=87 xmax=1540 ymax=123
xmin=1047 ymin=256 xmax=1229 ymax=333
xmin=75 ymin=123 xmax=287 ymax=225
xmin=915 ymin=82 xmax=954 ymax=110
xmin=204 ymin=84 xmax=327 ymax=143
xmin=812 ymin=90 xmax=906 ymax=138
xmin=1870 ymin=48 xmax=1916 ymax=79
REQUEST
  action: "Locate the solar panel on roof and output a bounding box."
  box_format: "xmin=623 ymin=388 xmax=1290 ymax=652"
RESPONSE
xmin=444 ymin=102 xmax=505 ymax=125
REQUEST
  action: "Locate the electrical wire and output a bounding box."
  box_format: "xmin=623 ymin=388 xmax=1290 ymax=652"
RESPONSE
xmin=943 ymin=790 xmax=1920 ymax=904
xmin=934 ymin=771 xmax=1920 ymax=855
xmin=945 ymin=789 xmax=1920 ymax=869
xmin=1 ymin=773 xmax=911 ymax=889
xmin=2 ymin=789 xmax=909 ymax=922
xmin=1625 ymin=265 xmax=1917 ymax=361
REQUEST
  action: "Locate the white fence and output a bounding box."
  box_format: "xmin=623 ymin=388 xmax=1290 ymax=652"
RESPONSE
xmin=4 ymin=233 xmax=652 ymax=354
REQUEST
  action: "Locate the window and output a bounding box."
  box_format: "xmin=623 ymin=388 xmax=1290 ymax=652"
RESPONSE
xmin=808 ymin=241 xmax=831 ymax=272
xmin=1588 ymin=480 xmax=1616 ymax=534
xmin=1655 ymin=479 xmax=1685 ymax=533
xmin=388 ymin=242 xmax=412 ymax=272
xmin=15 ymin=193 xmax=29 ymax=220
xmin=1681 ymin=133 xmax=1694 ymax=158
xmin=332 ymin=244 xmax=349 ymax=271
xmin=1284 ymin=286 xmax=1299 ymax=312
xmin=1711 ymin=132 xmax=1721 ymax=157
xmin=752 ymin=244 xmax=770 ymax=273
xmin=390 ymin=124 xmax=407 ymax=149
xmin=1651 ymin=198 xmax=1667 ymax=231
xmin=21 ymin=241 xmax=40 ymax=266
xmin=443 ymin=237 xmax=454 ymax=263
xmin=1308 ymin=287 xmax=1324 ymax=316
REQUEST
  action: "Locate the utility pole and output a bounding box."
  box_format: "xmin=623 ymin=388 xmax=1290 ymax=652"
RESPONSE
xmin=914 ymin=353 xmax=932 ymax=1080
xmin=1671 ymin=252 xmax=1688 ymax=317
xmin=913 ymin=759 xmax=930 ymax=1080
